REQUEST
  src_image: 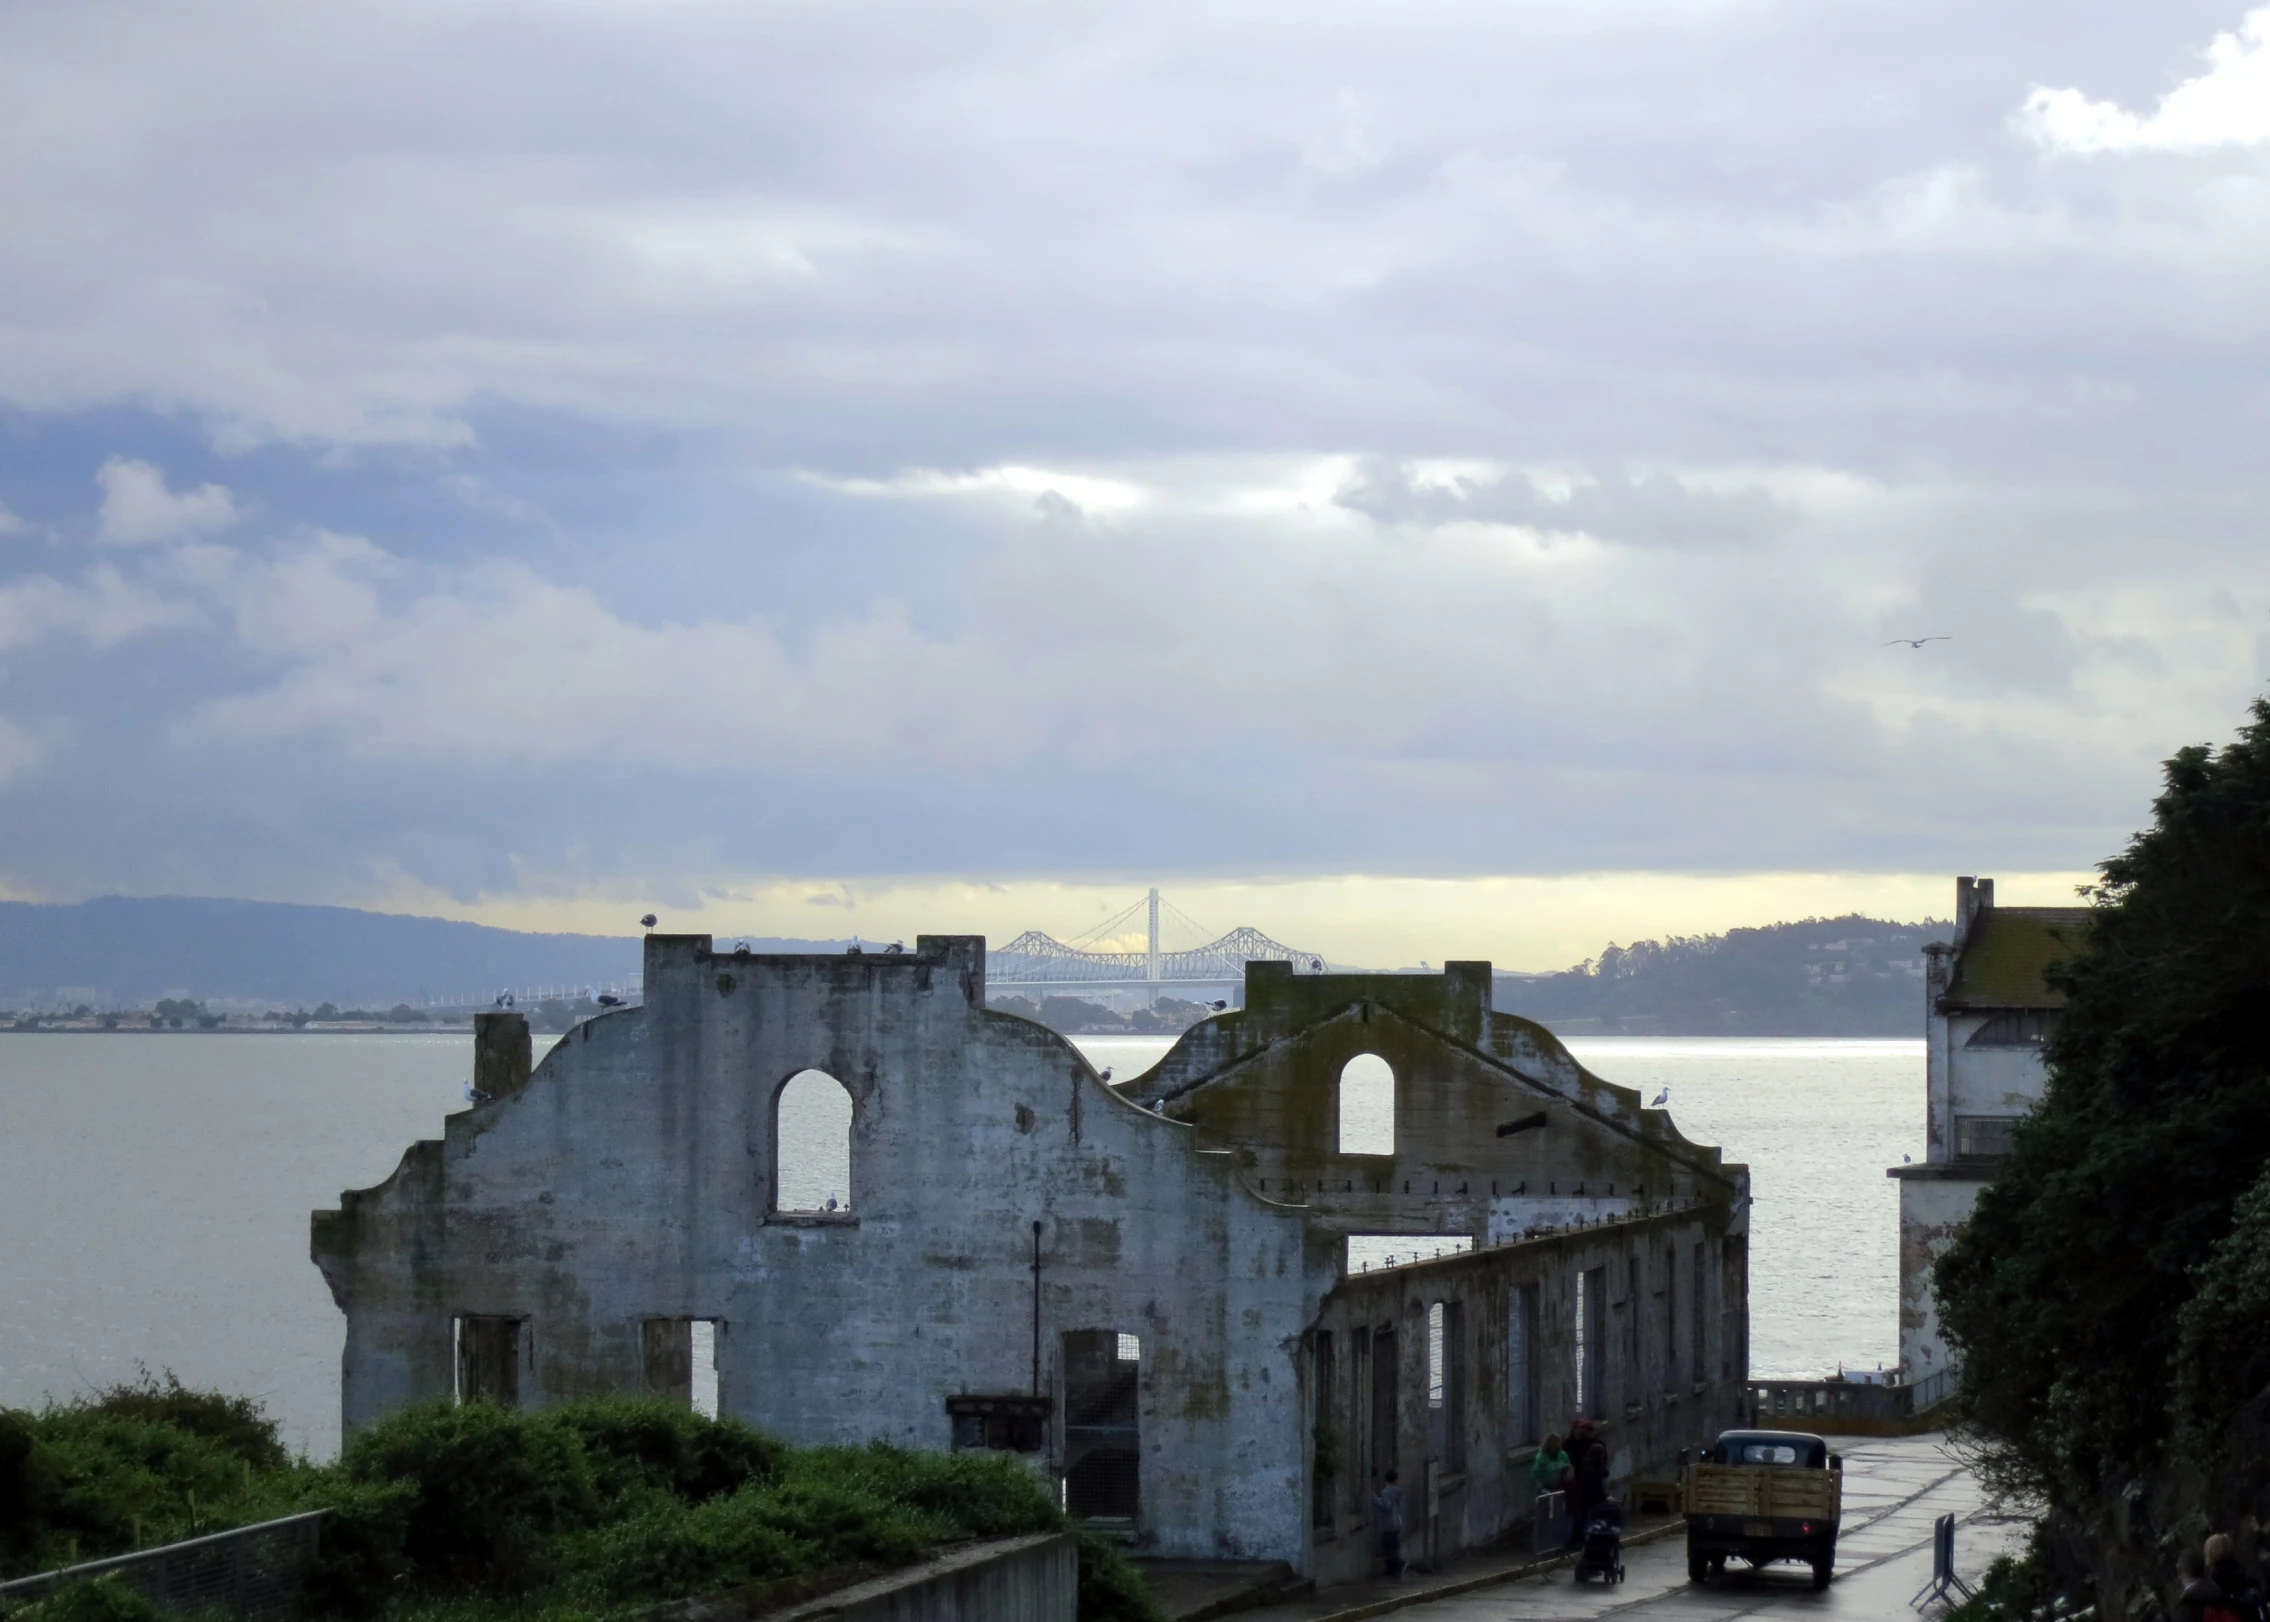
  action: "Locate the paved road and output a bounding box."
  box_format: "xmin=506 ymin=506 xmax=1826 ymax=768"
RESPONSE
xmin=1363 ymin=1432 xmax=2024 ymax=1621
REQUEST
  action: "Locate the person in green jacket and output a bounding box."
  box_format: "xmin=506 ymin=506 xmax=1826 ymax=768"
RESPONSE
xmin=1530 ymin=1432 xmax=1574 ymax=1497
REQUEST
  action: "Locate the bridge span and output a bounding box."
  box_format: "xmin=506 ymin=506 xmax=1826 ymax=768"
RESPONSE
xmin=989 ymin=888 xmax=1326 ymax=1001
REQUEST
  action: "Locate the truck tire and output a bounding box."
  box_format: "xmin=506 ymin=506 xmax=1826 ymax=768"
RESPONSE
xmin=1811 ymin=1553 xmax=1834 ymax=1590
xmin=1688 ymin=1549 xmax=1708 ymax=1584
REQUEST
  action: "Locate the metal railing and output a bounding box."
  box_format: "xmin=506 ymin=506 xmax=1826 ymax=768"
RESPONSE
xmin=1748 ymin=1366 xmax=1960 ymax=1426
xmin=0 ymin=1512 xmax=325 ymax=1622
xmin=1533 ymin=1489 xmax=1570 ymax=1551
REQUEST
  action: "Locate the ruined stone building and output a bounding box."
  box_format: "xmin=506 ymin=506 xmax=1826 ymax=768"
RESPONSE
xmin=1890 ymin=877 xmax=2088 ymax=1380
xmin=314 ymin=935 xmax=1751 ymax=1580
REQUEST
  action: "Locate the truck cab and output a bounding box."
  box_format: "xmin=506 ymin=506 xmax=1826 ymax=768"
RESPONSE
xmin=1682 ymin=1429 xmax=1842 ymax=1589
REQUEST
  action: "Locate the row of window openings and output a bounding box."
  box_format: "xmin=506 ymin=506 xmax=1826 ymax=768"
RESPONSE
xmin=1312 ymin=1242 xmax=1740 ymax=1524
xmin=452 ymin=1314 xmax=720 ymax=1417
xmin=456 ymin=1312 xmax=1143 ymax=1514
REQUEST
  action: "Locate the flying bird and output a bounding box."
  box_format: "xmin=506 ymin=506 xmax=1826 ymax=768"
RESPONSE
xmin=1649 ymin=1087 xmax=1670 ymax=1107
xmin=1883 ymin=636 xmax=1952 ymax=649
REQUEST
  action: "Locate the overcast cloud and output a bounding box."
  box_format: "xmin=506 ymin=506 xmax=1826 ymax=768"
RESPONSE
xmin=0 ymin=0 xmax=2265 ymax=948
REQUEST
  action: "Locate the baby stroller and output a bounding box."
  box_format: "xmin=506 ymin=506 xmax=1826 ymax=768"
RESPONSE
xmin=1572 ymin=1501 xmax=1625 ymax=1584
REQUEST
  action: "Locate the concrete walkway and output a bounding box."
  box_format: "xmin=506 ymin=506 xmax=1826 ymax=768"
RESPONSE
xmin=1232 ymin=1432 xmax=2025 ymax=1622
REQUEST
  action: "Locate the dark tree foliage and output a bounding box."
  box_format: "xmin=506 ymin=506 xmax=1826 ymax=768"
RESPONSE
xmin=1936 ymin=701 xmax=2270 ymax=1549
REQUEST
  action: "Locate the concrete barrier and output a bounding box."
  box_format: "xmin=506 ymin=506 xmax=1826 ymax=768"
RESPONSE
xmin=751 ymin=1533 xmax=1076 ymax=1622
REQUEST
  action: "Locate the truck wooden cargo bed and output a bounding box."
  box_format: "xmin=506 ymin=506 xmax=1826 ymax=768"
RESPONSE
xmin=1685 ymin=1463 xmax=1840 ymax=1521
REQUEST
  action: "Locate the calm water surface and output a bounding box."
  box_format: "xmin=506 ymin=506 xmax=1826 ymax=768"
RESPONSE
xmin=0 ymin=1031 xmax=1919 ymax=1458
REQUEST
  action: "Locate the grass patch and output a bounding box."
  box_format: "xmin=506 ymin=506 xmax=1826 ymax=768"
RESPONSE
xmin=0 ymin=1384 xmax=1162 ymax=1622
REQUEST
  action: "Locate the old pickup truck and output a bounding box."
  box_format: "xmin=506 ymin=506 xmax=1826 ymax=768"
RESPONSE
xmin=1683 ymin=1429 xmax=1842 ymax=1588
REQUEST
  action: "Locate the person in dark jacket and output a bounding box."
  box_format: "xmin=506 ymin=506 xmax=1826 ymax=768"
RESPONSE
xmin=1566 ymin=1440 xmax=1610 ymax=1548
xmin=2207 ymin=1535 xmax=2264 ymax=1622
xmin=2175 ymin=1548 xmax=2233 ymax=1622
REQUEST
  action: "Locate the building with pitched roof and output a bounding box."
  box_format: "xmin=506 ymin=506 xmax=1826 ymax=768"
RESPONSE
xmin=1889 ymin=877 xmax=2089 ymax=1379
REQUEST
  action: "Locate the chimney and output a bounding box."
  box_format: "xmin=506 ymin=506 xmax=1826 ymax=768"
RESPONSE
xmin=1955 ymin=876 xmax=1978 ymax=942
xmin=474 ymin=1011 xmax=533 ymax=1102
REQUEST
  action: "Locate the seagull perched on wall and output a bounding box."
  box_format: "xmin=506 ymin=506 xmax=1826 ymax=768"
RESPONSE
xmin=884 ymin=941 xmax=905 ymax=954
xmin=1650 ymin=1087 xmax=1670 ymax=1107
xmin=494 ymin=992 xmax=514 ymax=1009
xmin=640 ymin=913 xmax=658 ymax=930
xmin=463 ymin=1082 xmax=493 ymax=1105
xmin=1206 ymin=999 xmax=1228 ymax=1011
xmin=1883 ymin=636 xmax=1952 ymax=649
xmin=1098 ymin=1066 xmax=1113 ymax=1082
xmin=596 ymin=994 xmax=623 ymax=1008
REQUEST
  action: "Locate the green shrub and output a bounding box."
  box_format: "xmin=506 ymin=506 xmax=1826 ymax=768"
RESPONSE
xmin=337 ymin=1402 xmax=599 ymax=1591
xmin=4 ymin=1385 xmax=1166 ymax=1622
xmin=1 ymin=1575 xmax=172 ymax=1622
xmin=1075 ymin=1530 xmax=1168 ymax=1622
xmin=543 ymin=1398 xmax=781 ymax=1508
xmin=553 ymin=1494 xmax=806 ymax=1602
xmin=83 ymin=1373 xmax=285 ymax=1473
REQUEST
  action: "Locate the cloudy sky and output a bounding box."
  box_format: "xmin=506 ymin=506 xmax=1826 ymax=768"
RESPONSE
xmin=2 ymin=0 xmax=2265 ymax=967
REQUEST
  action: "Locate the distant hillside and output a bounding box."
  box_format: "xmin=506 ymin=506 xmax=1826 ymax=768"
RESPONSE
xmin=0 ymin=896 xmax=845 ymax=1009
xmin=1495 ymin=914 xmax=1950 ymax=1037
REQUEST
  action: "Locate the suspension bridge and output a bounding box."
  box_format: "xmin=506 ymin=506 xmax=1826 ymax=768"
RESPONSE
xmin=989 ymin=889 xmax=1325 ymax=999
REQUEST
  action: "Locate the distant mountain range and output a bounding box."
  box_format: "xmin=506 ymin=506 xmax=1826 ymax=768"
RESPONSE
xmin=1493 ymin=914 xmax=1951 ymax=1037
xmin=1 ymin=896 xmax=1952 ymax=1035
xmin=0 ymin=896 xmax=843 ymax=1010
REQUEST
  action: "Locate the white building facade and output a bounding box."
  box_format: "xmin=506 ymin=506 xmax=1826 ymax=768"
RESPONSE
xmin=1890 ymin=877 xmax=2088 ymax=1380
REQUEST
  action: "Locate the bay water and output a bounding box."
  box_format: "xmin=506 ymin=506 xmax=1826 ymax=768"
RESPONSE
xmin=0 ymin=1031 xmax=1920 ymax=1458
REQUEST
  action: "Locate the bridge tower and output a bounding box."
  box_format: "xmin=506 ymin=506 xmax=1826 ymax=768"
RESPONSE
xmin=1146 ymin=887 xmax=1161 ymax=1006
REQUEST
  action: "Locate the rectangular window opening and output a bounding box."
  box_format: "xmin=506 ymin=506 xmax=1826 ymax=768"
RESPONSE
xmin=1443 ymin=1301 xmax=1466 ymax=1474
xmin=1663 ymin=1247 xmax=1678 ymax=1388
xmin=1116 ymin=1332 xmax=1142 ymax=1363
xmin=1626 ymin=1256 xmax=1641 ymax=1376
xmin=1064 ymin=1329 xmax=1142 ymax=1521
xmin=1576 ymin=1267 xmax=1604 ymax=1416
xmin=1427 ymin=1302 xmax=1446 ymax=1408
xmin=1508 ymin=1283 xmax=1540 ymax=1447
xmin=692 ymin=1319 xmax=719 ymax=1419
xmin=948 ymin=1393 xmax=1050 ymax=1453
xmin=454 ymin=1314 xmax=522 ymax=1407
xmin=1955 ymin=1115 xmax=2022 ymax=1160
xmin=642 ymin=1317 xmax=721 ymax=1417
xmin=1690 ymin=1244 xmax=1707 ymax=1386
xmin=1370 ymin=1326 xmax=1399 ymax=1493
xmin=1312 ymin=1331 xmax=1337 ymax=1529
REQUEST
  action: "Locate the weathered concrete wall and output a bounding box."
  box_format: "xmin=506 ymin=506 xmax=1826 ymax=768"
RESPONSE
xmin=315 ymin=936 xmax=1327 ymax=1563
xmin=1302 ymin=1212 xmax=1746 ymax=1585
xmin=1136 ymin=957 xmax=1749 ymax=1583
xmin=1892 ymin=1170 xmax=1985 ymax=1381
xmin=1945 ymin=1013 xmax=2049 ymax=1119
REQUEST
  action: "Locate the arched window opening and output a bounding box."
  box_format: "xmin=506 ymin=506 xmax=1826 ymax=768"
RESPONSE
xmin=776 ymin=1069 xmax=853 ymax=1212
xmin=1338 ymin=1053 xmax=1396 ymax=1156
